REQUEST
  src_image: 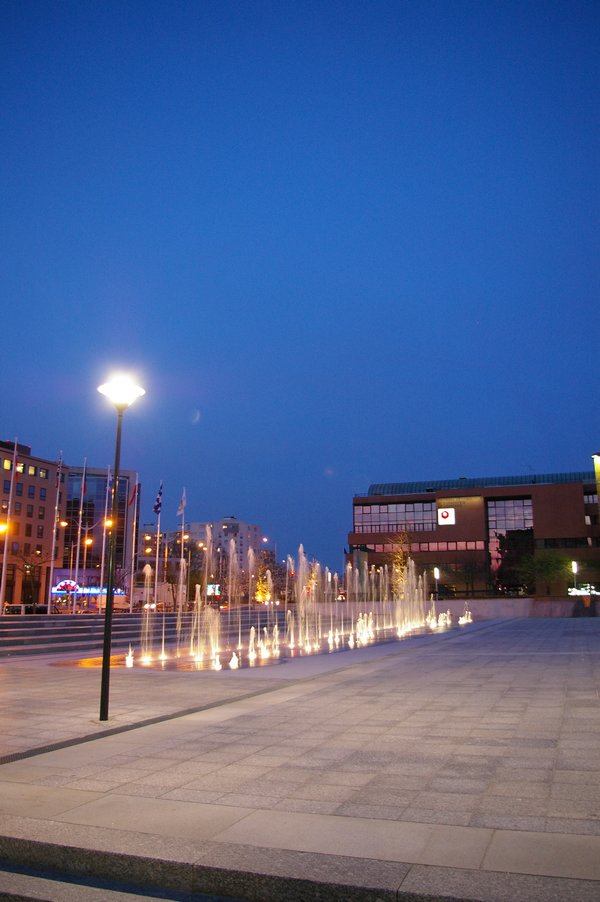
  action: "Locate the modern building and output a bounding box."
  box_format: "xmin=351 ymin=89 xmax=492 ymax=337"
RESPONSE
xmin=348 ymin=462 xmax=600 ymax=596
xmin=0 ymin=440 xmax=67 ymax=609
xmin=57 ymin=465 xmax=139 ymax=594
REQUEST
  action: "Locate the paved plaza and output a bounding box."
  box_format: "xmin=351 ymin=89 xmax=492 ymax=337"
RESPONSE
xmin=0 ymin=617 xmax=599 ymax=900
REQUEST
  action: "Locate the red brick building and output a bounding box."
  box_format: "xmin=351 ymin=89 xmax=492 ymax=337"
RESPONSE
xmin=348 ymin=463 xmax=600 ymax=596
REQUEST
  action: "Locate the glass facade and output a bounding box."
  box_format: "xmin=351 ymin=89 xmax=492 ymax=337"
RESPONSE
xmin=64 ymin=470 xmax=134 ymax=578
xmin=354 ymin=501 xmax=436 ymax=534
xmin=486 ymin=497 xmax=533 ymax=577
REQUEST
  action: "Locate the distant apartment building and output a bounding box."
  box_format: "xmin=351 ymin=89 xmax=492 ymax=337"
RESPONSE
xmin=348 ymin=460 xmax=600 ymax=596
xmin=139 ymin=515 xmax=266 ymax=581
xmin=0 ymin=440 xmax=66 ymax=608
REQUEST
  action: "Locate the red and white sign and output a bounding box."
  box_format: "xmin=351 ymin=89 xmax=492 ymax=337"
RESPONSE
xmin=437 ymin=507 xmax=456 ymax=526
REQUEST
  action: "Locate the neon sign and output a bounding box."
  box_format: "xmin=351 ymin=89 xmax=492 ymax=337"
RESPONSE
xmin=52 ymin=580 xmax=125 ymax=596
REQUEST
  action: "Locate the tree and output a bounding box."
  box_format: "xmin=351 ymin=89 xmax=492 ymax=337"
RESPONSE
xmin=448 ymin=555 xmax=488 ymax=596
xmin=517 ymin=552 xmax=570 ymax=595
xmin=385 ymin=530 xmax=411 ymax=599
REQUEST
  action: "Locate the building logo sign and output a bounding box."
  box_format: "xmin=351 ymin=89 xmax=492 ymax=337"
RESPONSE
xmin=437 ymin=507 xmax=456 ymax=526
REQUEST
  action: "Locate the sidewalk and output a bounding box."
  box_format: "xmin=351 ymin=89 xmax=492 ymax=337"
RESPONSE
xmin=0 ymin=618 xmax=599 ymax=901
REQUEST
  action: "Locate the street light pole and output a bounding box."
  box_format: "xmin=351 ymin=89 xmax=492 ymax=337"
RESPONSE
xmin=433 ymin=567 xmax=440 ymax=603
xmin=98 ymin=375 xmax=144 ymax=722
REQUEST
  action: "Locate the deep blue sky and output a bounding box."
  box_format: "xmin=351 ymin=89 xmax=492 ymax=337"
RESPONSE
xmin=1 ymin=1 xmax=599 ymax=572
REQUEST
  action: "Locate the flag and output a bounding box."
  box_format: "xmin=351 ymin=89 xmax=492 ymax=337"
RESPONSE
xmin=54 ymin=453 xmax=63 ymax=489
xmin=176 ymin=487 xmax=186 ymax=517
xmin=128 ymin=483 xmax=138 ymax=506
xmin=153 ymin=481 xmax=163 ymax=515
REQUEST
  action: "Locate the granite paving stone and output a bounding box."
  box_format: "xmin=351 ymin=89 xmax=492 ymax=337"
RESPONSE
xmin=0 ymin=618 xmax=600 ymax=901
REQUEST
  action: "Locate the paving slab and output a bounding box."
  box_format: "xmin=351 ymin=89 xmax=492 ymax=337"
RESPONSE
xmin=0 ymin=618 xmax=599 ymax=900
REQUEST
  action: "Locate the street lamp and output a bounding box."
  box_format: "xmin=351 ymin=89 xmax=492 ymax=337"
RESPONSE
xmin=571 ymin=561 xmax=578 ymax=591
xmin=433 ymin=566 xmax=440 ymax=602
xmin=97 ymin=374 xmax=145 ymax=722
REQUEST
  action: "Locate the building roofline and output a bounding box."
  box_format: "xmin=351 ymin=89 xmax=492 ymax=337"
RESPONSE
xmin=363 ymin=471 xmax=597 ymax=497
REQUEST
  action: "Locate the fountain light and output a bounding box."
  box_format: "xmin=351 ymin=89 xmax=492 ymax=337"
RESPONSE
xmin=125 ymin=645 xmax=134 ymax=668
xmin=229 ymin=652 xmax=239 ymax=669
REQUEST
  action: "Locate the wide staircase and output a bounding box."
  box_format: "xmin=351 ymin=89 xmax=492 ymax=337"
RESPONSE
xmin=0 ymin=612 xmax=185 ymax=659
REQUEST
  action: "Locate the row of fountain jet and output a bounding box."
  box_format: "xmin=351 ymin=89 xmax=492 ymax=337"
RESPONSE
xmin=130 ymin=546 xmax=471 ymax=670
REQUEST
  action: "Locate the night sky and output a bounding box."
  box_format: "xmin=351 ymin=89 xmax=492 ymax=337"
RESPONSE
xmin=2 ymin=1 xmax=599 ymax=572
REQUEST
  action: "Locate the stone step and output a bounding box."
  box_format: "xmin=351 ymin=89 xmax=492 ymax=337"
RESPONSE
xmin=0 ymin=863 xmax=239 ymax=901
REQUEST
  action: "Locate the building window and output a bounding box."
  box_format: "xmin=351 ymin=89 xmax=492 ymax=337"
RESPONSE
xmin=26 ymin=504 xmax=33 ymax=518
xmin=24 ymin=543 xmax=31 ymax=555
xmin=354 ymin=501 xmax=436 ymax=533
xmin=3 ymin=480 xmax=9 ymax=493
xmin=487 ymin=497 xmax=533 ymax=580
xmin=40 ymin=487 xmax=46 ymax=500
xmin=36 ymin=525 xmax=44 ymax=539
xmin=2 ymin=459 xmax=10 ymax=471
xmin=27 ymin=465 xmax=37 ymax=476
xmin=27 ymin=485 xmax=35 ymax=498
xmin=38 ymin=506 xmax=45 ymax=520
xmin=16 ymin=483 xmax=23 ymax=497
xmin=25 ymin=524 xmax=32 ymax=537
xmin=14 ymin=502 xmax=21 ymax=514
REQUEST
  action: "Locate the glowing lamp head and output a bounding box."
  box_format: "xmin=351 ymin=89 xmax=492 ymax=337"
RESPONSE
xmin=572 ymin=561 xmax=578 ymax=574
xmin=98 ymin=374 xmax=145 ymax=409
xmin=434 ymin=567 xmax=440 ymax=580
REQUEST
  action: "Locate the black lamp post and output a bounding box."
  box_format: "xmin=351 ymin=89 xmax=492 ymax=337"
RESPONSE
xmin=98 ymin=375 xmax=145 ymax=722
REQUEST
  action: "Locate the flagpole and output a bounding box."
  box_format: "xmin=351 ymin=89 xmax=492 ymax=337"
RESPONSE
xmin=128 ymin=473 xmax=139 ymax=613
xmin=47 ymin=451 xmax=63 ymax=613
xmin=0 ymin=438 xmax=18 ymax=608
xmin=177 ymin=487 xmax=186 ymax=625
xmin=99 ymin=466 xmax=111 ymax=612
xmin=153 ymin=482 xmax=163 ymax=610
xmin=154 ymin=511 xmax=161 ymax=608
xmin=73 ymin=457 xmax=86 ymax=610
